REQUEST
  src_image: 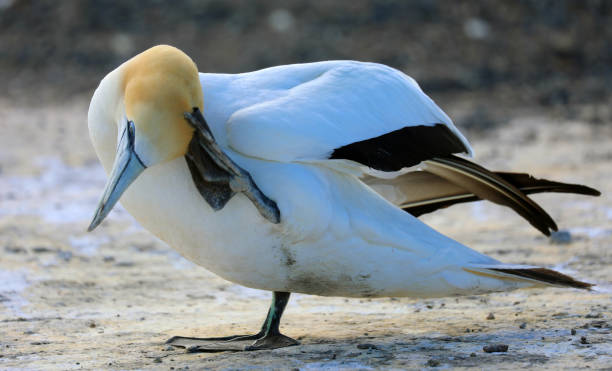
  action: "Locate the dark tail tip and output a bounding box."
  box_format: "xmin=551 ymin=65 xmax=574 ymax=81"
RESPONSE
xmin=490 ymin=267 xmax=593 ymax=290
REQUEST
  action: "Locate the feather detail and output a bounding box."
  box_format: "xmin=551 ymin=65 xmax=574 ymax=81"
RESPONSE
xmin=420 ymin=155 xmax=561 ymax=235
xmin=465 ymin=266 xmax=593 ymax=290
xmin=330 ymin=124 xmax=469 ymax=172
xmin=494 ymin=172 xmax=600 ymax=196
xmin=391 ymin=170 xmax=600 ymax=219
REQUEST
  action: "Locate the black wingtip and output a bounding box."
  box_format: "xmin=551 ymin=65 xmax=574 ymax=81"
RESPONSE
xmin=490 ymin=267 xmax=593 ymax=290
xmin=582 ymin=186 xmax=602 ymax=197
xmin=495 ymin=172 xmax=601 ymax=197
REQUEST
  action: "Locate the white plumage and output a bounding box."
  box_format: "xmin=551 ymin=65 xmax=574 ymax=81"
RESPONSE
xmin=89 ymin=54 xmax=585 ymax=299
xmin=200 ymin=61 xmax=472 ymax=163
xmin=87 ymin=46 xmax=595 ymax=350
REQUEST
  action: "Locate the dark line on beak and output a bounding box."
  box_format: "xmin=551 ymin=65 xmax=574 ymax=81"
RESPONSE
xmin=126 ymin=120 xmax=147 ymax=169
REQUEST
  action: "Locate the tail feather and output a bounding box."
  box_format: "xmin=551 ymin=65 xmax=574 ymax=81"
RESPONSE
xmin=466 ymin=265 xmax=593 ymax=290
xmin=402 ymin=171 xmax=600 ymax=218
xmin=398 ymin=155 xmax=600 ymax=236
xmin=495 ymin=172 xmax=601 ymax=196
xmin=364 ymin=155 xmax=601 ymax=235
xmin=423 ymin=155 xmax=558 ymax=236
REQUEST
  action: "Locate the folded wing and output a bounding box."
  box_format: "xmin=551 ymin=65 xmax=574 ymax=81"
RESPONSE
xmin=227 ymin=61 xmax=472 ymax=165
xmin=224 ymin=61 xmax=599 ymax=235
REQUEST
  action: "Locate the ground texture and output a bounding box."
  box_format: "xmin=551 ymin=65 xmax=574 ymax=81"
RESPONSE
xmin=0 ymin=99 xmax=611 ymax=369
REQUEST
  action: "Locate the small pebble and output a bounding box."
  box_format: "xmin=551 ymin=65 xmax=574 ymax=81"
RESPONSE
xmin=470 ymin=352 xmax=476 ymax=357
xmin=153 ymin=357 xmax=162 ymax=363
xmin=486 ymin=312 xmax=495 ymax=320
xmin=57 ymin=251 xmax=73 ymax=262
xmin=589 ymin=320 xmax=608 ymax=328
xmin=115 ymin=261 xmax=135 ymax=267
xmin=483 ymin=344 xmax=508 ymax=353
xmin=580 ymin=336 xmax=588 ymax=344
xmin=571 ymin=329 xmax=577 ymax=335
xmin=426 ymin=359 xmax=440 ymax=367
xmin=549 ymin=230 xmax=572 ymax=244
xmin=32 ymin=246 xmax=54 ymax=253
xmin=356 ymin=343 xmax=377 ymax=350
xmin=4 ymin=246 xmax=27 ymax=254
xmin=519 ymin=322 xmax=527 ymax=329
xmin=585 ymin=312 xmax=602 ymax=319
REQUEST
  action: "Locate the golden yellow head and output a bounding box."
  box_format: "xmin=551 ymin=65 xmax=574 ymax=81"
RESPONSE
xmin=87 ymin=45 xmax=204 ymax=231
xmin=122 ymin=45 xmax=203 ymax=166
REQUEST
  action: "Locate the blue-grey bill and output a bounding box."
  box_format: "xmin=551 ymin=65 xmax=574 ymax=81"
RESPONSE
xmin=88 ymin=122 xmax=146 ymax=232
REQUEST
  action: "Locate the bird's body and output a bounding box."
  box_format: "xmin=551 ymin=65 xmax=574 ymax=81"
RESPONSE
xmin=87 ymin=46 xmax=598 ymax=350
xmin=96 ymin=150 xmax=516 ymax=298
xmin=89 ymin=58 xmax=523 ymax=298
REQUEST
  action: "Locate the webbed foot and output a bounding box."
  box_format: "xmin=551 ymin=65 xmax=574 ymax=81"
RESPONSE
xmin=166 ymin=291 xmax=298 ymax=352
xmin=166 ymin=332 xmax=299 ymax=352
xmin=167 ymin=334 xmax=261 ymax=352
xmin=244 ymin=333 xmax=299 ymax=351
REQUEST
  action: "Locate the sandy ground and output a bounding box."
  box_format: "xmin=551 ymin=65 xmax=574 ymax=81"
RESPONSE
xmin=0 ymin=98 xmax=611 ymax=370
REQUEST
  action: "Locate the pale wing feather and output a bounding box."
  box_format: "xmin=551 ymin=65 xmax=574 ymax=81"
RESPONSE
xmin=364 ymin=170 xmax=468 ymax=208
xmin=223 ymin=61 xmax=472 ymax=164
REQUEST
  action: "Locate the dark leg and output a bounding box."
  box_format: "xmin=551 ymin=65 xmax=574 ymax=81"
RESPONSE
xmin=166 ymin=291 xmax=299 ymax=352
xmin=245 ymin=291 xmax=298 ymax=350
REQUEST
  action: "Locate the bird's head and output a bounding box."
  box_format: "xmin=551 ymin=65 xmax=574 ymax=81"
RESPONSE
xmin=88 ymin=45 xmax=203 ymax=231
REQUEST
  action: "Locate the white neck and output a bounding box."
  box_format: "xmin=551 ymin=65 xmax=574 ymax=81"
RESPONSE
xmin=88 ymin=68 xmax=126 ymax=174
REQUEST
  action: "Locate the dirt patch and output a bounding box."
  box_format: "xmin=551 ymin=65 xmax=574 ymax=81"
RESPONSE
xmin=0 ymin=101 xmax=611 ymax=369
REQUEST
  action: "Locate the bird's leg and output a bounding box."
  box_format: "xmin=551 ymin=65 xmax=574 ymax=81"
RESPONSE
xmin=166 ymin=291 xmax=299 ymax=352
xmin=245 ymin=291 xmax=299 ymax=351
xmin=184 ymin=108 xmax=280 ymax=224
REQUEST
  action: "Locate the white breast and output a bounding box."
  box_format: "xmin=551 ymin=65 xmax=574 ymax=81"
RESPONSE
xmin=116 ymin=157 xmax=287 ymax=289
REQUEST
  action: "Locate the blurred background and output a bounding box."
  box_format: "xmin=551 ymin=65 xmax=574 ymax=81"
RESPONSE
xmin=1 ymin=0 xmax=611 ymax=128
xmin=1 ymin=2 xmax=611 ymax=368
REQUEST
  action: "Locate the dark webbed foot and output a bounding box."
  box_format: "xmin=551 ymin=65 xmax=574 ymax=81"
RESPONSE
xmin=166 ymin=332 xmax=299 ymax=352
xmin=166 ymin=334 xmax=266 ymax=352
xmin=244 ymin=333 xmax=299 ymax=351
xmin=166 ymin=292 xmax=299 ymax=352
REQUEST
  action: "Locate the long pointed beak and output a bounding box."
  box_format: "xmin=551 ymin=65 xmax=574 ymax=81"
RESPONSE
xmin=88 ymin=121 xmax=146 ymax=232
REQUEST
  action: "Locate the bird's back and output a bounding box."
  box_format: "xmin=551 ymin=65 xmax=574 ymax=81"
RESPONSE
xmin=198 ymin=60 xmax=471 ymax=161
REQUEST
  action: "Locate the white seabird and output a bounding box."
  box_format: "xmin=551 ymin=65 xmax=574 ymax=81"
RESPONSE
xmin=87 ymin=45 xmax=599 ymax=351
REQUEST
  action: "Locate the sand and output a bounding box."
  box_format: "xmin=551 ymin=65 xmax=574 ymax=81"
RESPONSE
xmin=0 ymin=98 xmax=610 ymax=369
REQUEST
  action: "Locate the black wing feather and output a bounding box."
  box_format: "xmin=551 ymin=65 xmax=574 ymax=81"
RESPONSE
xmin=330 ymin=124 xmax=469 ymax=172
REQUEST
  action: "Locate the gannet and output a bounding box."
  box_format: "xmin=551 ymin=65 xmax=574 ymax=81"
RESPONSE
xmin=87 ymin=45 xmax=600 ymax=351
